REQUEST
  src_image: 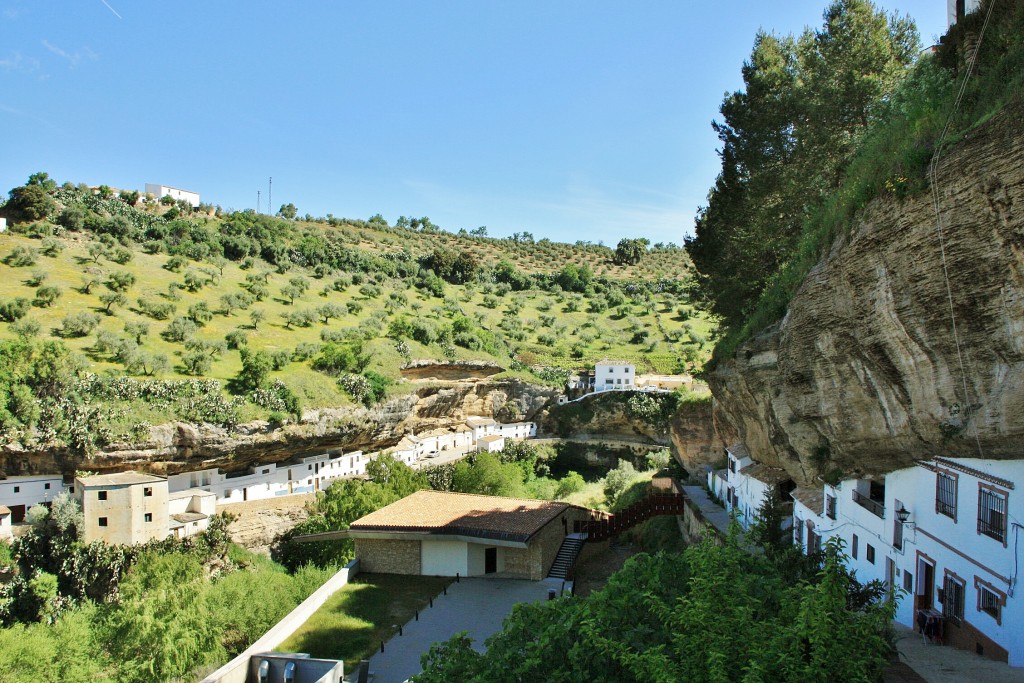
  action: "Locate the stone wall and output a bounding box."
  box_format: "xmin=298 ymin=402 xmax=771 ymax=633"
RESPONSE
xmin=355 ymin=538 xmax=421 ymax=575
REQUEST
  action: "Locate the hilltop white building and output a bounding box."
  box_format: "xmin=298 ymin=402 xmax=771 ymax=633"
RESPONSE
xmin=145 ymin=183 xmax=200 ymax=207
xmin=594 ymin=360 xmax=635 ymax=393
xmin=792 ymin=456 xmax=1024 ymax=667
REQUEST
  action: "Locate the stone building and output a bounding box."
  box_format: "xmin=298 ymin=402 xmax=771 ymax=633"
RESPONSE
xmin=74 ymin=472 xmax=169 ymax=545
xmin=349 ymin=490 xmax=594 ymax=580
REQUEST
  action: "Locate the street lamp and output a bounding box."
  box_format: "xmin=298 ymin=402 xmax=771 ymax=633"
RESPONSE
xmin=896 ymin=504 xmax=912 ymax=525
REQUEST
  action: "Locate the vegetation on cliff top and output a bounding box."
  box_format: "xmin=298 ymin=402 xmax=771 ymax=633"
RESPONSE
xmin=687 ymin=0 xmax=1024 ymax=363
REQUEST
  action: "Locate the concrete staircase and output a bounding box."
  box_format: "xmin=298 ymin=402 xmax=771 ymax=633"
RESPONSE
xmin=547 ymin=533 xmax=587 ymax=579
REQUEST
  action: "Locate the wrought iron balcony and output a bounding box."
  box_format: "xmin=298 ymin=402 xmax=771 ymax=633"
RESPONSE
xmin=853 ymin=490 xmax=885 ymax=518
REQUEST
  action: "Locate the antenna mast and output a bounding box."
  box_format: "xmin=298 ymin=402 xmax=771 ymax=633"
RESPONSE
xmin=268 ymin=177 xmax=273 ymax=216
xmin=257 ymin=190 xmax=261 ymax=214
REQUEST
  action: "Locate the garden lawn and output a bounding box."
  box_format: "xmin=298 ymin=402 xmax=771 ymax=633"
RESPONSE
xmin=277 ymin=573 xmax=451 ymax=670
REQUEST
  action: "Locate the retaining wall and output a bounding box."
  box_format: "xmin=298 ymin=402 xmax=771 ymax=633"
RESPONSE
xmin=199 ymin=558 xmax=360 ymax=683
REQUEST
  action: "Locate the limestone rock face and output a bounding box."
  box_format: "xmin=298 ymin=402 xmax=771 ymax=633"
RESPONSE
xmin=1 ymin=380 xmax=559 ymax=478
xmin=709 ymin=103 xmax=1024 ymax=483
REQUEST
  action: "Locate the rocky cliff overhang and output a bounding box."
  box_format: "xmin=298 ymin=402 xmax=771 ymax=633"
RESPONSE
xmin=710 ymin=101 xmax=1024 ymax=484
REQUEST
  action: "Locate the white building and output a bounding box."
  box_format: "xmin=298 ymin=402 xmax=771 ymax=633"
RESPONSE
xmin=477 ymin=434 xmax=506 ymax=453
xmin=0 ymin=505 xmax=12 ymax=540
xmin=594 ymin=360 xmax=635 ymax=393
xmin=168 ymin=449 xmax=368 ymax=505
xmin=168 ymin=488 xmax=217 ymax=539
xmin=0 ymin=474 xmax=69 ymax=522
xmin=145 ymin=183 xmax=200 ymax=207
xmin=793 ymin=456 xmax=1024 ymax=667
xmin=948 ymin=0 xmax=982 ymax=27
xmin=707 ymin=443 xmax=794 ymax=530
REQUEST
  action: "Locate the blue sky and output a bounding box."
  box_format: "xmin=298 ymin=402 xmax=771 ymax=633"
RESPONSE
xmin=1 ymin=1 xmax=947 ymax=246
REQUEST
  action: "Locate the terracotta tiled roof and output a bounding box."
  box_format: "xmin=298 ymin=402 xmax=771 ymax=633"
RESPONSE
xmin=791 ymin=487 xmax=825 ymax=516
xmin=465 ymin=417 xmax=496 ymax=427
xmin=349 ymin=490 xmax=574 ymax=543
xmin=478 ymin=435 xmax=504 ymax=443
xmin=77 ymin=471 xmax=165 ymax=487
xmin=0 ymin=505 xmax=10 ymax=515
xmin=739 ymin=463 xmax=792 ymax=486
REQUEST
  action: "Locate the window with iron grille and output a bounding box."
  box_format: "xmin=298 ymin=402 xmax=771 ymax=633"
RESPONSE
xmin=826 ymin=495 xmax=837 ymax=520
xmin=935 ymin=471 xmax=957 ymax=519
xmin=794 ymin=518 xmax=804 ymax=545
xmin=851 ymin=534 xmax=859 ymax=559
xmin=977 ymin=487 xmax=1007 ymax=543
xmin=979 ymin=584 xmax=1001 ymax=622
xmin=943 ymin=574 xmax=965 ymax=624
xmin=866 ymin=544 xmax=875 ymax=564
xmin=893 ymin=517 xmax=903 ymax=550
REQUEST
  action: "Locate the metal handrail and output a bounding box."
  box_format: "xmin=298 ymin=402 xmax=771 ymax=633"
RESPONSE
xmin=852 ymin=490 xmax=885 ymax=518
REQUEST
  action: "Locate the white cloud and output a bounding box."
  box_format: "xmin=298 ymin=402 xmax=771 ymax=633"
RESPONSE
xmin=41 ymin=40 xmax=98 ymax=68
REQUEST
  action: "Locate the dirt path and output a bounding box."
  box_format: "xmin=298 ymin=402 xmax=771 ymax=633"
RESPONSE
xmin=571 ymin=540 xmax=640 ymax=598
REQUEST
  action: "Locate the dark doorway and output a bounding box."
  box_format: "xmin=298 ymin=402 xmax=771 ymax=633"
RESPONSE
xmin=485 ymin=547 xmax=497 ymax=574
xmin=9 ymin=504 xmax=25 ymax=523
xmin=917 ymin=559 xmax=935 ymax=609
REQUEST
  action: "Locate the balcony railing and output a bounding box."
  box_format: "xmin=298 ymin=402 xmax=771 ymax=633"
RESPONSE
xmin=852 ymin=490 xmax=885 ymax=518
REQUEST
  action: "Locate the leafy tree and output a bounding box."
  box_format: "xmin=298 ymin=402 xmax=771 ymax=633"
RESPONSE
xmin=187 ymin=302 xmax=213 ymax=326
xmin=0 ymin=298 xmax=31 ymax=322
xmin=98 ymin=292 xmax=127 ymax=315
xmin=100 ymin=552 xmax=223 ymax=682
xmin=106 ymin=271 xmax=137 ymax=293
xmin=162 ymin=316 xmax=198 ymax=343
xmin=236 ymin=348 xmax=273 ymax=391
xmin=60 ymin=312 xmax=102 ymax=337
xmin=686 ymin=0 xmax=918 ymax=327
xmin=5 ymin=179 xmax=57 ymax=223
xmin=614 ymin=237 xmax=649 ymax=265
xmin=316 ymin=303 xmax=344 ymax=324
xmin=32 ymin=285 xmax=62 ymax=308
xmin=123 ymin=321 xmax=149 ymax=345
xmin=277 ymin=203 xmax=298 ymax=219
xmin=249 ymin=308 xmax=265 ymax=330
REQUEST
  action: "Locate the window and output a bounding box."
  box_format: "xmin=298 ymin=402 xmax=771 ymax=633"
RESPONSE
xmin=98 ymin=517 xmax=108 ymax=527
xmin=44 ymin=483 xmax=50 ymax=490
xmin=851 ymin=534 xmax=859 ymax=559
xmin=808 ymin=530 xmax=821 ymax=554
xmin=943 ymin=573 xmax=965 ymax=624
xmin=12 ymin=486 xmax=19 ymax=493
xmin=936 ymin=471 xmax=957 ymax=519
xmin=728 ymin=458 xmax=736 ymax=474
xmin=977 ymin=486 xmax=1007 ymax=543
xmin=903 ymin=571 xmax=913 ymax=593
xmin=893 ymin=517 xmax=903 ymax=550
xmin=143 ymin=487 xmax=152 ymax=497
xmin=976 ymin=579 xmax=1004 ymax=624
xmin=866 ymin=544 xmax=875 ymax=564
xmin=98 ymin=491 xmax=107 ymax=501
xmin=144 ymin=513 xmax=152 ymax=522
xmin=794 ymin=518 xmax=804 ymax=545
xmin=825 ymin=494 xmax=837 ymax=520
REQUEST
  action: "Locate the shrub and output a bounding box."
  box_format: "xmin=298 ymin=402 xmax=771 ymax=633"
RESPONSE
xmin=60 ymin=312 xmax=101 ymax=338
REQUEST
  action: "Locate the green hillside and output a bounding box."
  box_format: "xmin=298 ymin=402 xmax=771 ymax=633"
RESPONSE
xmin=0 ymin=178 xmax=715 ymax=450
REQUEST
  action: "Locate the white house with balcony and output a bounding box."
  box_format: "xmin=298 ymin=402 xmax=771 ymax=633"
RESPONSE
xmin=792 ymin=456 xmax=1024 ymax=667
xmin=594 ymin=360 xmax=635 ymax=392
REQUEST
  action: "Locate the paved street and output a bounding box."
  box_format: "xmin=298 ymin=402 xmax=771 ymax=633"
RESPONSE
xmin=363 ymin=577 xmax=564 ymax=683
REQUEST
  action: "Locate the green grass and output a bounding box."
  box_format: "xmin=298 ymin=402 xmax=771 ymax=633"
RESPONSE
xmin=277 ymin=573 xmax=451 ymax=670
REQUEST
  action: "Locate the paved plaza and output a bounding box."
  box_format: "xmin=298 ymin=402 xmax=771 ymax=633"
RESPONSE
xmin=363 ymin=577 xmax=565 ymax=683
